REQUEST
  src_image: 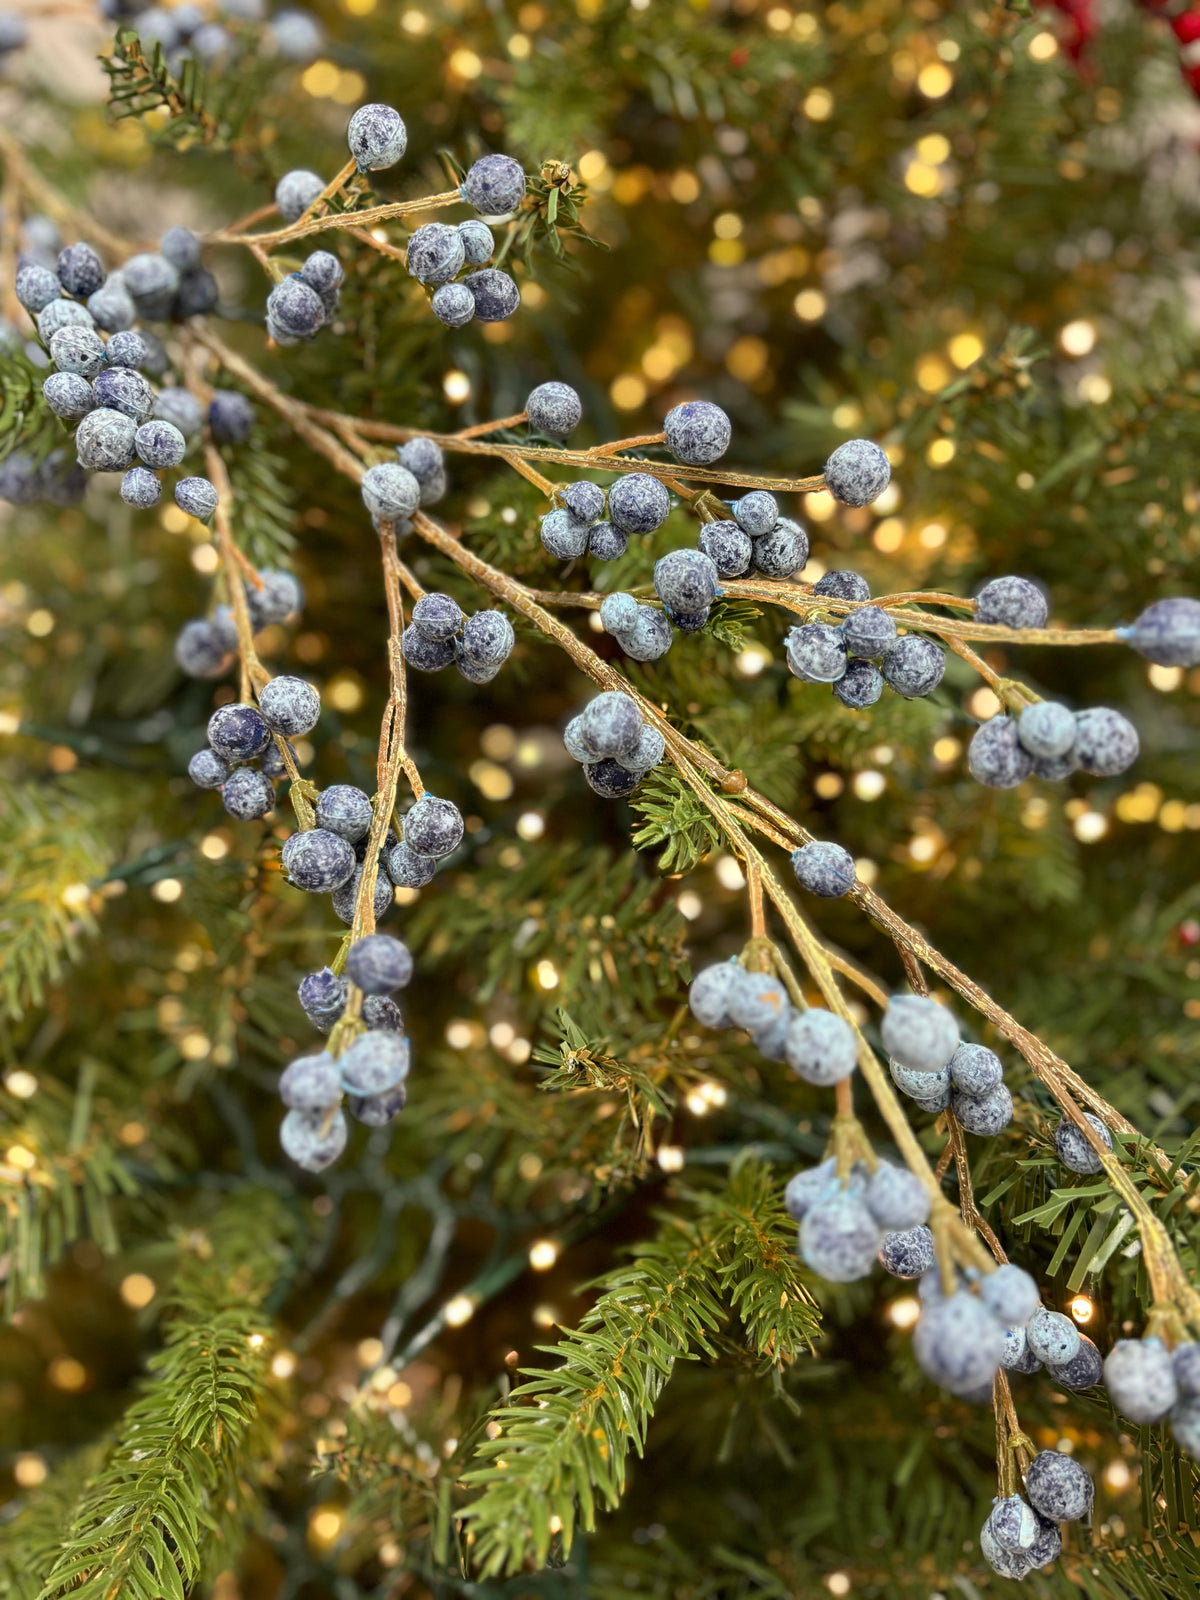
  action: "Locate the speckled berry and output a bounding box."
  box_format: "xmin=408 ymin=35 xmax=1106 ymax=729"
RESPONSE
xmin=833 ymin=660 xmax=883 ymax=709
xmin=460 ymin=611 xmax=514 ymax=671
xmin=175 ymin=266 xmax=219 ymax=318
xmin=1024 ymin=1450 xmax=1093 ymax=1523
xmin=890 ymin=1056 xmax=951 ymax=1110
xmin=247 ymin=570 xmax=303 ymax=628
xmin=188 ymin=747 xmax=230 ymax=789
xmin=349 ymin=1084 xmax=407 ymax=1125
xmin=1175 ymin=1343 xmax=1200 ymax=1397
xmin=584 ymin=759 xmax=640 ymax=798
xmin=663 ymin=400 xmax=731 ymax=466
xmin=281 ymin=827 xmax=356 ymax=892
xmin=37 ymin=299 xmax=94 ymax=343
xmin=268 ymin=275 xmax=325 ymax=340
xmin=801 ymin=1192 xmax=882 ymax=1283
xmin=784 ymin=1158 xmax=838 ymax=1221
xmin=464 ymin=267 xmax=521 ymax=321
xmin=207 ymin=702 xmax=269 ymax=761
xmin=49 ymin=325 xmax=105 ymax=377
xmin=578 ymin=690 xmax=642 ymax=760
xmin=222 ymin=766 xmax=276 ymax=820
xmin=563 ymin=717 xmax=592 ymax=763
xmin=159 ymin=226 xmax=200 ymax=273
xmin=786 ymin=622 xmax=847 ymax=683
xmin=867 ymin=1163 xmax=930 ymax=1230
xmin=104 ymin=332 xmax=146 ymax=372
xmin=279 ymin=1052 xmax=341 ymax=1112
xmin=527 ymin=381 xmax=581 ymax=438
xmin=410 ymin=593 xmax=462 ymax=643
xmin=1053 ymin=1111 xmax=1111 ymax=1175
xmin=131 ymin=419 xmax=184 ymax=470
xmin=882 ymin=994 xmax=959 ymax=1073
xmin=207 ymin=389 xmax=255 ymax=445
xmin=599 ymin=592 xmax=638 ymax=640
xmin=1000 ymin=1324 xmax=1040 ymax=1373
xmin=75 ymin=407 xmax=137 ymax=472
xmin=655 ymin=549 xmax=719 ymax=614
xmin=980 ymin=1262 xmax=1040 ymax=1327
xmin=951 ymin=1081 xmax=1013 ymax=1136
xmin=260 ymin=740 xmax=296 ymax=781
xmin=43 ymin=371 xmax=95 ymax=421
xmin=406 ymin=221 xmax=464 ymax=285
xmin=699 ymin=519 xmax=752 ymax=577
xmin=1104 ymin=1337 xmax=1178 ymax=1423
xmin=987 ymin=1495 xmax=1041 ymax=1556
xmin=727 ymin=970 xmax=789 ymax=1033
xmin=968 ymin=716 xmax=1034 ymax=789
xmin=456 ymin=218 xmax=494 ymax=265
xmin=791 ymin=839 xmax=855 ymax=898
xmin=402 ymin=625 xmax=455 ymax=671
xmin=754 ymin=518 xmax=809 ymax=580
xmin=913 ymin=1291 xmax=1005 ymax=1396
xmin=688 ymin=962 xmax=739 ymax=1028
xmin=824 ymin=439 xmax=891 ymax=506
xmin=1016 ymin=701 xmax=1076 ymax=764
xmin=979 ymin=1524 xmax=1031 ymax=1582
xmin=15 ymin=263 xmax=60 ymax=315
xmin=1049 ymin=1333 xmax=1103 ymax=1391
xmin=1125 ymin=596 xmax=1200 ymax=668
xmin=280 ymin=1105 xmax=347 ymax=1171
xmin=175 ymin=476 xmax=219 ymax=520
xmin=362 ymin=462 xmax=420 ymax=521
xmin=122 ymin=252 xmax=180 ymax=318
xmin=562 ymin=481 xmax=605 ymax=524
xmin=842 ymin=606 xmax=897 ymax=660
xmin=431 ymin=282 xmax=475 ymax=327
xmin=345 ymin=933 xmax=413 ymax=994
xmin=622 ymin=605 xmax=674 ymax=662
xmin=732 ymin=490 xmax=777 ymax=537
xmin=87 ymin=277 xmax=136 ymax=333
xmin=299 ymin=967 xmax=348 ymax=1024
xmin=785 ymin=1007 xmax=857 ymax=1085
xmin=604 ymin=475 xmax=669 ymax=539
xmin=56 ymin=242 xmax=105 ymax=299
xmin=363 ymin=995 xmax=404 ymax=1032
xmin=1026 ymin=1306 xmax=1080 ymax=1367
xmin=587 ymin=521 xmax=627 ymax=561
xmin=1074 ymin=706 xmax=1138 ymax=776
xmin=462 ymin=153 xmax=526 ymax=215
xmin=947 ymin=1042 xmax=1003 ymax=1097
xmin=397 ymin=437 xmax=444 ymax=490
xmin=1173 ymin=1397 xmax=1200 ymax=1459
xmin=880 ymin=1226 xmax=935 ymax=1279
xmin=976 ymin=576 xmax=1048 ymax=630
xmin=386 ymin=839 xmax=437 ymax=889
xmin=881 ymin=635 xmax=945 ymax=697
xmin=671 ymin=607 xmax=710 ymax=633
xmin=626 ymin=723 xmax=665 ymax=772
xmin=340 ymin=1032 xmax=410 ymax=1098
xmin=403 ymin=794 xmax=463 ymax=859
xmin=92 ymin=367 xmax=153 ymax=423
xmin=275 ymin=170 xmax=325 ymax=223
xmin=331 ymin=864 xmax=393 ymax=926
xmin=175 ymin=619 xmax=232 ymax=678
xmin=258 ymin=675 xmax=320 ymax=737
xmin=154 ymin=387 xmax=205 ymax=437
xmin=316 ymin=785 xmax=373 ymax=844
xmin=541 ymin=507 xmax=590 ymax=560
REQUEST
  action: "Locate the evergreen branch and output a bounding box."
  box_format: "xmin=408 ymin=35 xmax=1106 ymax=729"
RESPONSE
xmin=0 ymin=349 xmax=60 ymax=466
xmin=0 ymin=1447 xmax=106 ymax=1600
xmin=630 ymin=768 xmax=723 ymax=875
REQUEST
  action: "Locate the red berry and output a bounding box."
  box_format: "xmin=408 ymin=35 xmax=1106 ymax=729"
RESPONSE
xmin=730 ymin=47 xmax=748 ymax=67
xmin=1173 ymin=11 xmax=1200 ymax=43
xmin=1180 ymin=919 xmax=1200 ymax=947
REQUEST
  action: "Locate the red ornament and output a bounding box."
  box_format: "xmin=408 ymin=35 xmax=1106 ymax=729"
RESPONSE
xmin=1172 ymin=12 xmax=1200 ymax=45
xmin=1179 ymin=919 xmax=1200 ymax=947
xmin=729 ymin=47 xmax=749 ymax=68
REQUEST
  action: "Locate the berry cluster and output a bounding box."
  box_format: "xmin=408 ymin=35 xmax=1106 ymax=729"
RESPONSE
xmin=401 ymin=592 xmax=515 ymax=684
xmin=688 ymin=959 xmax=857 ymax=1081
xmin=175 ymin=565 xmax=302 ymax=681
xmin=787 ymin=571 xmax=946 ymax=706
xmin=188 ymin=673 xmax=319 ymax=819
xmin=265 ymin=249 xmax=343 ymax=345
xmin=883 ymin=993 xmax=1014 ymax=1135
xmin=102 ymin=1 xmax=323 ymax=71
xmin=698 ymin=491 xmax=808 ymax=582
xmin=562 ymin=690 xmax=666 ymax=797
xmin=969 ymin=703 xmax=1139 ymax=788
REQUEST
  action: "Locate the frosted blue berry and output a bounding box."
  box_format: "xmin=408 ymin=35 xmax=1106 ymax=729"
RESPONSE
xmin=578 ymin=690 xmax=642 ymax=760
xmin=315 ymin=784 xmax=373 ymax=843
xmin=800 ymin=1191 xmax=882 ymax=1283
xmin=654 ymin=549 xmax=719 ymax=614
xmin=222 ymin=766 xmax=276 ymax=820
xmin=267 ymin=276 xmax=325 ymax=339
xmin=823 ymin=439 xmax=890 ymax=507
xmin=297 ymin=251 xmax=342 ymax=308
xmin=866 ymin=1162 xmax=930 ymax=1230
xmin=1026 ymin=1517 xmax=1062 ymax=1569
xmin=1125 ymin=596 xmax=1200 ymax=668
xmin=752 ymin=517 xmax=808 ymax=579
xmin=890 ymin=1056 xmax=951 ymax=1109
xmin=987 ymin=1495 xmax=1041 ymax=1556
xmin=462 ymin=153 xmax=526 ymax=216
xmin=751 ymin=997 xmax=793 ymax=1062
xmin=785 ymin=1007 xmax=857 ymax=1085
xmin=269 ymin=8 xmax=323 ymax=61
xmin=92 ymin=366 xmax=154 ymax=423
xmin=527 ymin=382 xmax=581 ymax=438
xmin=1017 ymin=701 xmax=1076 ymax=761
xmin=279 ymin=1052 xmax=341 ymax=1111
xmin=206 ymin=389 xmax=255 ymax=445
xmin=349 ymin=1084 xmax=408 ymax=1125
xmin=587 ymin=522 xmax=627 ymax=561
xmin=1174 ymin=1397 xmax=1200 ymax=1460
xmin=968 ymin=717 xmax=1033 ymax=789
xmin=1074 ymin=706 xmax=1138 ymax=776
xmin=726 ymin=970 xmax=788 ymax=1032
xmin=331 ymin=864 xmax=393 ymax=926
xmin=412 ymin=592 xmax=463 ymax=642
xmin=387 ymin=839 xmax=437 ymax=889
xmin=431 ymin=282 xmax=475 ymax=327
xmin=881 ymin=635 xmax=944 ymax=697
xmin=669 ymin=608 xmax=708 ymax=633
xmin=783 ymin=1158 xmax=838 ymax=1221
xmin=133 ymin=419 xmax=185 ymax=470
xmin=48 ymin=325 xmax=105 ymax=377
xmin=105 ymin=330 xmax=147 ymax=370
xmin=188 ymin=747 xmax=230 ymax=789
xmin=584 ymin=760 xmax=640 ymax=797
xmin=815 ymin=568 xmax=870 ymax=602
xmin=979 ymin=1523 xmax=1031 ymax=1581
xmin=340 ymin=1031 xmax=410 ymax=1097
xmin=87 ymin=276 xmax=136 ymax=333
xmin=362 ymin=462 xmax=420 ymax=520
xmin=275 ymin=169 xmax=325 ymax=223
xmin=562 ymin=717 xmax=591 ymax=763
xmin=976 ymin=576 xmax=1048 ymax=630
xmin=175 ymin=267 xmax=219 ymax=318
xmin=397 ymin=437 xmax=444 ymax=488
xmin=1175 ymin=1343 xmax=1200 ymax=1397
xmin=732 ymin=490 xmax=777 ymax=537
xmin=1054 ymin=1113 xmax=1111 ymax=1175
xmin=160 ymin=226 xmax=201 ymax=272
xmin=842 ymin=606 xmax=897 ymax=659
xmin=881 ymin=994 xmax=958 ymax=1073
xmin=345 ymin=933 xmax=413 ymax=994
xmin=280 ymin=1106 xmax=347 ymax=1171
xmin=663 ymin=400 xmax=730 ymax=466
xmin=561 ymin=481 xmax=604 ymax=524
xmin=786 ymin=622 xmax=847 ymax=683
xmin=364 ymin=995 xmax=404 ymax=1034
xmin=258 ymin=675 xmax=320 ymax=737
xmin=407 ymin=221 xmax=464 ymax=285
xmin=626 ymin=723 xmax=665 ymax=772
xmin=879 ymin=1226 xmax=935 ymax=1279
xmin=1049 ymin=1333 xmax=1103 ymax=1391
xmin=154 ymin=387 xmax=205 ymax=437
xmin=699 ymin=520 xmax=752 ymax=577
xmin=175 ymin=619 xmax=232 ymax=678
xmin=75 ymin=407 xmax=137 ymax=472
xmin=464 ymin=267 xmax=520 ymax=321
xmin=598 ymin=592 xmax=638 ymax=639
xmin=42 ymin=371 xmax=95 ymax=421
xmin=175 ymin=476 xmax=219 ymax=520
xmin=208 ymin=701 xmax=270 ymax=760
xmin=37 ymin=299 xmax=94 ymax=343
xmin=948 ymin=1042 xmax=1003 ymax=1096
xmin=402 ymin=625 xmax=455 ymax=671
xmin=457 ymin=218 xmax=494 ymax=264
xmin=951 ymin=1081 xmax=1013 ymax=1136
xmin=122 ymin=252 xmax=180 ymax=318
xmin=791 ymin=840 xmax=855 ymax=898
xmin=346 ymin=102 xmax=407 ymax=171
xmin=56 ymin=242 xmax=105 ymax=299
xmin=459 ymin=610 xmax=514 ymax=673
xmin=1026 ymin=1306 xmax=1079 ymax=1366
xmin=21 ymin=215 xmax=60 ymax=260
xmin=15 ymin=263 xmax=60 ymax=315
xmin=913 ymin=1291 xmax=1004 ymax=1396
xmin=1000 ymin=1323 xmax=1041 ymax=1373
xmin=833 ymin=660 xmax=883 ymax=709
xmin=540 ymin=507 xmax=590 ymax=560
xmin=623 ymin=605 xmax=674 ymax=661
xmin=282 ymin=827 xmax=356 ymax=892
xmin=403 ymin=794 xmax=463 ymax=859
xmin=688 ymin=961 xmax=739 ymax=1028
xmin=1024 ymin=1451 xmax=1093 ymax=1523
xmin=608 ymin=472 xmax=670 ymax=535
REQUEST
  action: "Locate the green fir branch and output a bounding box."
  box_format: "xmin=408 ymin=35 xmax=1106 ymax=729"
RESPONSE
xmin=0 ymin=350 xmax=61 ymax=466
xmin=631 ymin=768 xmax=723 ymax=875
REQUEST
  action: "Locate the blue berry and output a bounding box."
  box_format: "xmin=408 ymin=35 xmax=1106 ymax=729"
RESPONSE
xmin=791 ymin=839 xmax=855 ymax=898
xmin=1000 ymin=1324 xmax=1040 ymax=1373
xmin=979 ymin=1523 xmax=1032 ymax=1582
xmin=654 ymin=549 xmax=719 ymax=614
xmin=1049 ymin=1333 xmax=1103 ymax=1391
xmin=122 ymin=252 xmax=180 ymax=318
xmin=561 ymin=482 xmax=604 ymax=525
xmin=134 ymin=419 xmax=186 ymax=469
xmin=15 ymin=263 xmax=60 ymax=315
xmin=464 ymin=267 xmax=520 ymax=321
xmin=175 ymin=619 xmax=232 ymax=678
xmin=175 ymin=476 xmax=219 ymax=520
xmin=1017 ymin=700 xmax=1076 ymax=761
xmin=951 ymin=1081 xmax=1013 ymax=1136
xmin=261 ymin=739 xmax=297 ymax=780
xmin=968 ymin=716 xmax=1033 ymax=788
xmin=578 ymin=690 xmax=642 ymax=760
xmin=362 ymin=462 xmax=420 ymax=520
xmin=866 ymin=1162 xmax=930 ymax=1229
xmin=75 ymin=407 xmax=137 ymax=472
xmin=833 ymin=660 xmax=883 ymax=709
xmin=587 ymin=522 xmax=627 ymax=561
xmin=979 ymin=1263 xmax=1040 ymax=1327
xmin=188 ymin=747 xmax=230 ymax=789
xmin=663 ymin=400 xmax=730 ymax=466
xmin=1026 ymin=1306 xmax=1079 ymax=1366
xmin=608 ymin=472 xmax=670 ymax=535
xmin=259 ymin=675 xmax=320 ymax=736
xmin=823 ymin=439 xmax=891 ymax=506
xmin=462 ymin=153 xmax=526 ymax=215
xmin=1074 ymin=706 xmax=1138 ymax=776
xmin=160 ymin=226 xmax=201 ymax=272
xmin=752 ymin=517 xmax=808 ymax=579
xmin=815 ymin=568 xmax=870 ymax=603
xmin=92 ymin=366 xmax=154 ymax=422
xmin=331 ymin=865 xmax=393 ymax=926
xmin=402 ymin=625 xmax=455 ymax=671
xmin=783 ymin=1158 xmax=838 ymax=1221
xmin=299 ymin=251 xmax=343 ymax=305
xmin=154 ymin=387 xmax=205 ymax=437
xmin=879 ymin=1226 xmax=935 ymax=1279
xmin=890 ymin=1056 xmax=950 ymax=1106
xmin=298 ymin=966 xmax=348 ymax=1024
xmin=105 ymin=330 xmax=147 ymax=369
xmin=412 ymin=592 xmax=463 ymax=642
xmin=56 ymin=242 xmax=105 ymax=299
xmin=315 ymin=785 xmax=373 ymax=843
xmin=267 ymin=275 xmax=325 ymax=339
xmin=397 ymin=437 xmax=444 ymax=488
xmin=527 ymin=382 xmax=582 ymax=438
xmin=699 ymin=520 xmax=752 ymax=577
xmin=407 ymin=222 xmax=464 ymax=285
xmin=0 ymin=452 xmax=41 ymax=507
xmin=208 ymin=389 xmax=255 ymax=444
xmin=457 ymin=218 xmax=494 ymax=264
xmin=584 ymin=759 xmax=639 ymax=799
xmin=1054 ymin=1112 xmax=1111 ymax=1175
xmin=976 ymin=576 xmax=1048 ymax=630
xmin=732 ymin=490 xmax=777 ymax=536
xmin=42 ymin=372 xmax=95 ymax=422
xmin=282 ymin=828 xmax=356 ymax=892
xmin=459 ymin=610 xmax=514 ymax=673
xmin=403 ymin=794 xmax=463 ymax=859
xmin=726 ymin=970 xmax=788 ymax=1033
xmin=37 ymin=299 xmax=94 ymax=343
xmin=800 ymin=1191 xmax=882 ymax=1283
xmin=48 ymin=325 xmax=105 ymax=377
xmin=208 ymin=701 xmax=270 ymax=760
xmin=948 ymin=1042 xmax=1003 ymax=1096
xmin=913 ymin=1291 xmax=1004 ymax=1396
xmin=688 ymin=961 xmax=739 ymax=1028
xmin=280 ymin=1106 xmax=347 ymax=1171
xmin=842 ymin=605 xmax=896 ymax=659
xmin=345 ymin=934 xmax=413 ymax=994
xmin=86 ymin=277 xmax=136 ymax=333
xmin=431 ymin=283 xmax=475 ymax=327
xmin=270 ymin=8 xmax=323 ymax=61
xmin=1124 ymin=596 xmax=1200 ymax=668
xmin=339 ymin=1030 xmax=410 ymax=1095
xmin=785 ymin=1007 xmax=857 ymax=1085
xmin=622 ymin=605 xmax=673 ymax=661
xmin=599 ymin=591 xmax=639 ymax=638
xmin=880 ymin=635 xmax=945 ymax=697
xmin=671 ymin=608 xmax=709 ymax=633
xmin=986 ymin=1495 xmax=1041 ymax=1557
xmin=175 ymin=268 xmax=219 ymax=317
xmin=247 ymin=570 xmax=303 ymax=627
xmin=275 ymin=169 xmax=324 ymax=223
xmin=386 ymin=839 xmax=437 ymax=889
xmin=626 ymin=723 xmax=666 ymax=772
xmin=222 ymin=766 xmax=276 ymax=820
xmin=348 ymin=1084 xmax=407 ymax=1125
xmin=540 ymin=508 xmax=590 ymax=560
xmin=881 ymin=994 xmax=959 ymax=1073
xmin=348 ymin=103 xmax=407 ymax=170
xmin=786 ymin=622 xmax=847 ymax=684
xmin=279 ymin=1052 xmax=341 ymax=1111
xmin=1175 ymin=1344 xmax=1200 ymax=1396
xmin=1023 ymin=1451 xmax=1093 ymax=1523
